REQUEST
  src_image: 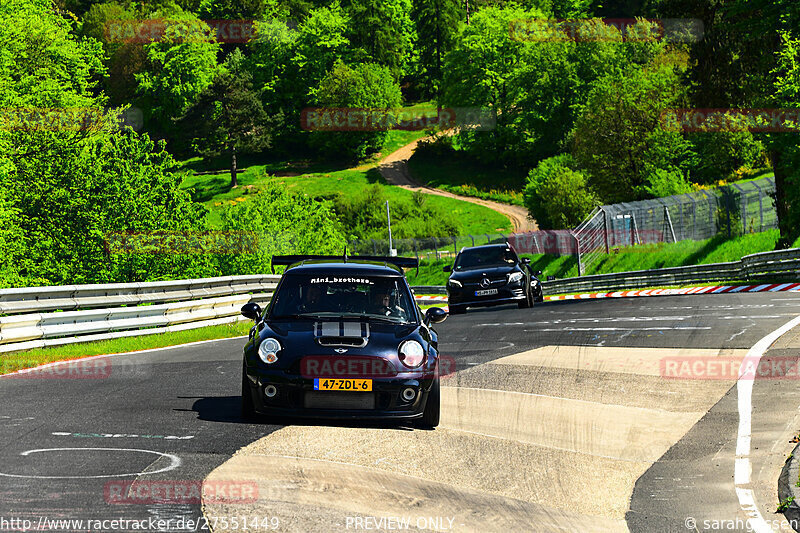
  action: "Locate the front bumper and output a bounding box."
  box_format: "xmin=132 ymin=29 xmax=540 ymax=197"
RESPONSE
xmin=244 ymin=368 xmax=435 ymax=419
xmin=447 ymin=283 xmax=526 ymax=308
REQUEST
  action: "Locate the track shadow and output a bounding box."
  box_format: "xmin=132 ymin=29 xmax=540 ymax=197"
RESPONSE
xmin=180 ymin=395 xmax=423 ymax=431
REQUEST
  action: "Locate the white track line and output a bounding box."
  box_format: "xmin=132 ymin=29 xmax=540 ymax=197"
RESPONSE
xmin=734 ymin=314 xmax=800 ymax=532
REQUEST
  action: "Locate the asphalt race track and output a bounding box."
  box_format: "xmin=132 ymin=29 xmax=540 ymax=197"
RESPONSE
xmin=2 ymin=292 xmax=800 ymax=532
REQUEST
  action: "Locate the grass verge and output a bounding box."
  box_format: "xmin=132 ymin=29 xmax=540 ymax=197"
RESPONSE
xmin=190 ymin=166 xmax=512 ymax=234
xmin=0 ymin=321 xmax=251 ymax=376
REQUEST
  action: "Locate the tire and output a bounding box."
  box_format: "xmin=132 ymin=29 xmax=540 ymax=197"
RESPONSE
xmin=448 ymin=304 xmax=466 ymax=315
xmin=241 ymin=366 xmax=256 ymax=421
xmin=419 ymin=377 xmax=440 ymax=428
xmin=518 ymin=287 xmax=532 ymax=308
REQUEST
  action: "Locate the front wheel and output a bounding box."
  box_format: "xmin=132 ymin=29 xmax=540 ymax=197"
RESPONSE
xmin=418 ymin=378 xmax=440 ymax=428
xmin=518 ymin=288 xmax=532 ymax=308
xmin=241 ymin=366 xmax=256 ymax=420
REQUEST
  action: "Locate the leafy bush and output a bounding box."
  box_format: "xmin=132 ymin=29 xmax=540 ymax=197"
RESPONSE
xmin=331 ymin=183 xmax=459 ymax=240
xmin=217 ymin=183 xmax=347 ymax=275
xmin=688 ymin=113 xmax=765 ymax=183
xmin=644 ymin=168 xmax=694 ymax=198
xmin=523 ymin=154 xmax=598 ymax=229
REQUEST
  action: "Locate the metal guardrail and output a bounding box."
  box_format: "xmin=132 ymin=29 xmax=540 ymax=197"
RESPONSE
xmin=0 ymin=275 xmax=280 ymax=353
xmin=1 ymin=248 xmax=796 ymax=353
xmin=416 ymin=247 xmax=800 ymax=297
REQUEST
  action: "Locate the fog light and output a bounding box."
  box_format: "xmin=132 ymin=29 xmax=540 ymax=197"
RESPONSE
xmin=402 ymin=387 xmax=416 ymax=401
xmin=264 ymin=384 xmax=277 ymax=398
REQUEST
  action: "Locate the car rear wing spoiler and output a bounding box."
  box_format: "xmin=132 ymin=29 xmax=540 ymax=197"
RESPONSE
xmin=271 ymin=255 xmax=419 ymax=275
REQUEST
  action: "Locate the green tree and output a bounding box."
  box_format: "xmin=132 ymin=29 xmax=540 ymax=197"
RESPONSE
xmin=247 ymin=5 xmax=351 ymax=147
xmin=341 ymin=0 xmax=414 ymax=79
xmin=135 ymin=15 xmax=221 ymax=139
xmin=179 ymin=50 xmax=272 ymax=187
xmin=768 ymin=31 xmax=800 ymax=245
xmin=411 ymin=0 xmax=462 ymax=96
xmin=310 ymin=61 xmax=402 ymax=160
xmin=570 ymin=55 xmax=691 ymax=203
xmin=441 ymin=5 xmax=544 ymax=166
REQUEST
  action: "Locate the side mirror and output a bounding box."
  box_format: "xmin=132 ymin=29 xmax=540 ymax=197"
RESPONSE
xmin=521 ymin=257 xmax=530 ymax=265
xmin=424 ymin=307 xmax=448 ymax=325
xmin=442 ymin=265 xmax=451 ymax=272
xmin=241 ymin=302 xmax=262 ymax=322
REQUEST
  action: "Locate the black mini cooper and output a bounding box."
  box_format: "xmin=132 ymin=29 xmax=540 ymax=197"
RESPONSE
xmin=444 ymin=244 xmax=542 ymax=314
xmin=240 ymin=255 xmax=448 ymax=427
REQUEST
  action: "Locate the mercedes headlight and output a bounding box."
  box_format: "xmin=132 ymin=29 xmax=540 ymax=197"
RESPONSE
xmin=448 ymin=279 xmax=462 ymax=288
xmin=258 ymin=338 xmax=281 ymax=364
xmin=507 ymin=271 xmax=524 ymax=283
xmin=399 ymin=340 xmax=425 ymax=368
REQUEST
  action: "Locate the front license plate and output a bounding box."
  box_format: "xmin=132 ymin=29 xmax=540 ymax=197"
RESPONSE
xmin=475 ymin=289 xmax=498 ymax=296
xmin=314 ymin=378 xmax=372 ymax=391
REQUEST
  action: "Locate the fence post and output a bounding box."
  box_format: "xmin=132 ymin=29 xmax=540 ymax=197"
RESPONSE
xmin=470 ymin=234 xmax=475 ymax=247
xmin=603 ymin=208 xmax=610 ymax=253
xmin=731 ymin=183 xmax=747 ymax=234
xmin=664 ymin=206 xmax=676 ymax=243
xmin=574 ymin=232 xmax=583 ymax=276
xmin=752 ymin=181 xmax=764 ymax=232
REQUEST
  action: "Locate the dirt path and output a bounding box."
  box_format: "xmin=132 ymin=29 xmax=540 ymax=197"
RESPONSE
xmin=378 ymin=138 xmax=538 ymax=233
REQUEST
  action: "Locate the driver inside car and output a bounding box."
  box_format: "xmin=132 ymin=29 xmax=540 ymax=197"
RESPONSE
xmin=368 ymin=288 xmax=406 ymax=320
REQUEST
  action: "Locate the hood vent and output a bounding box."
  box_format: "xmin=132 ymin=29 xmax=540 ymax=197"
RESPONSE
xmin=315 ymin=322 xmax=369 ymax=348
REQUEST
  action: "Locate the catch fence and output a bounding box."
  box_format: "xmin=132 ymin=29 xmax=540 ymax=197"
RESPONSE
xmin=348 ymin=176 xmax=778 ymax=275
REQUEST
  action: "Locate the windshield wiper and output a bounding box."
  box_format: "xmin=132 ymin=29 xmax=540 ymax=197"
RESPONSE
xmin=270 ymin=313 xmax=325 ymax=320
xmin=341 ymin=313 xmax=408 ymax=324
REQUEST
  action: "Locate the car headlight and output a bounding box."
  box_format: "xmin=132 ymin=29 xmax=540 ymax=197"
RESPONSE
xmin=448 ymin=279 xmax=462 ymax=288
xmin=507 ymin=271 xmax=524 ymax=283
xmin=398 ymin=340 xmax=425 ymax=368
xmin=258 ymin=338 xmax=281 ymax=364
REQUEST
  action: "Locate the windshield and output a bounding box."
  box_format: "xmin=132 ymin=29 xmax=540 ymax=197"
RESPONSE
xmin=454 ymin=247 xmax=518 ymax=270
xmin=269 ymin=274 xmax=417 ymax=323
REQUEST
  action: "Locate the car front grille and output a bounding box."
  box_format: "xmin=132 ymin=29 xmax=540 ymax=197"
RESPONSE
xmin=304 ymin=392 xmax=376 ymax=410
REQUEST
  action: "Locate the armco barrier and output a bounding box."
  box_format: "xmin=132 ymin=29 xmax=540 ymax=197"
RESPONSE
xmin=415 ymin=247 xmax=800 ymax=296
xmin=0 ymin=275 xmax=279 ymax=354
